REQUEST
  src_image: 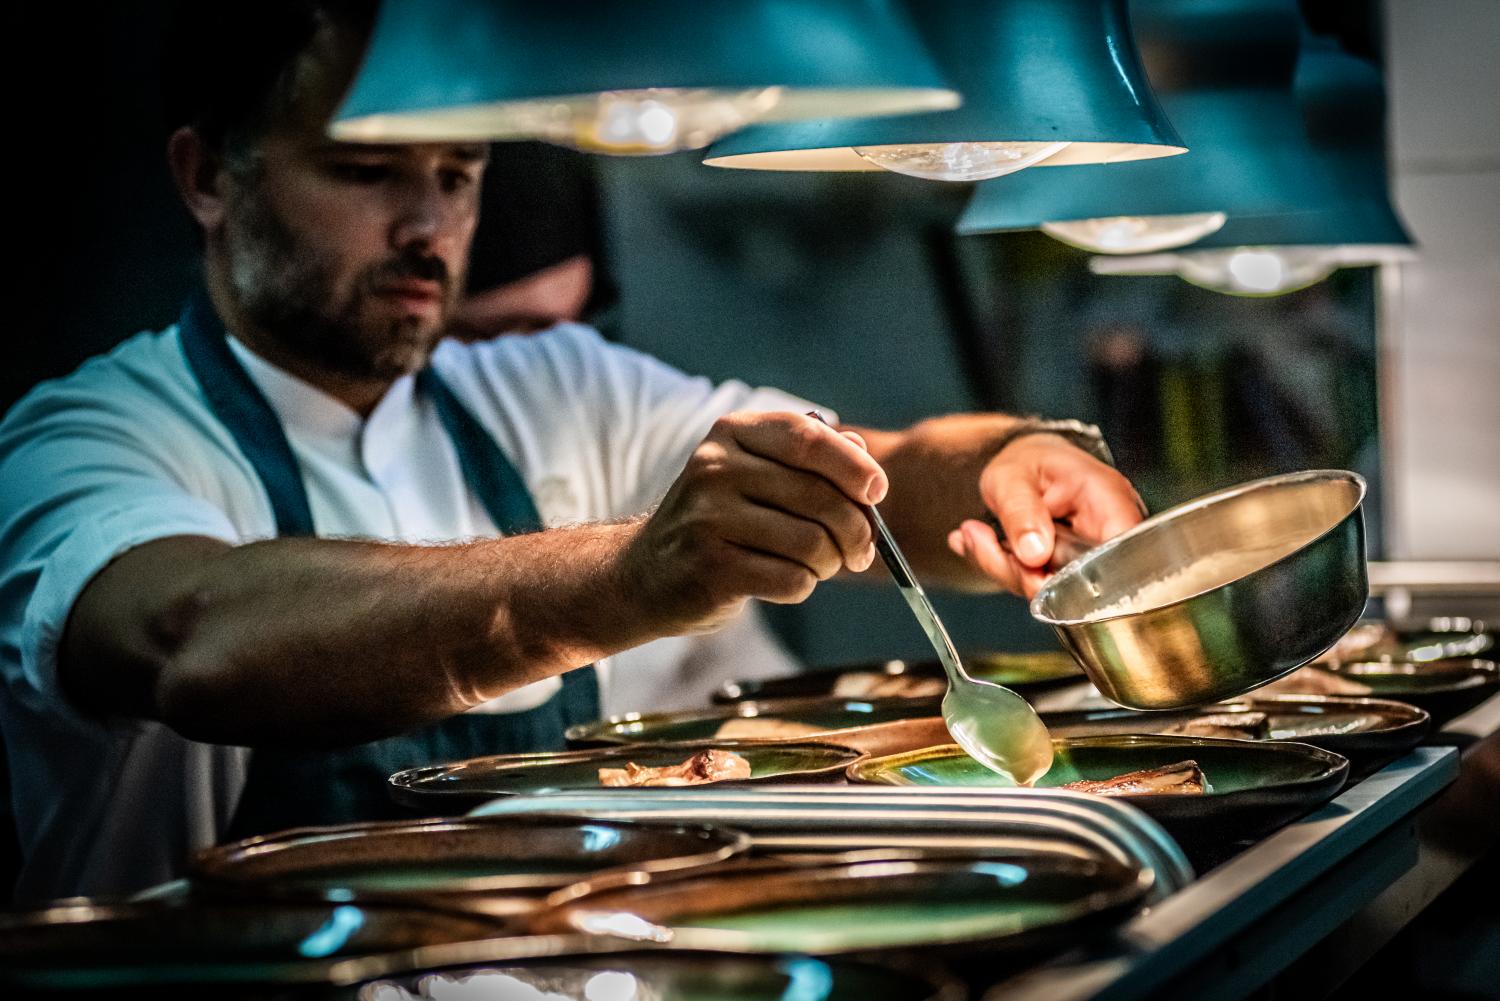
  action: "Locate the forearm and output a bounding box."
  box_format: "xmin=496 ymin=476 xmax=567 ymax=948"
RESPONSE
xmin=851 ymin=414 xmax=1027 ymax=590
xmin=68 ymin=522 xmax=655 ymax=748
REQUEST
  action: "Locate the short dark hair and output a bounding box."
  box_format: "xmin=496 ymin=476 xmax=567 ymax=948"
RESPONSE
xmin=160 ymin=0 xmax=376 ymax=158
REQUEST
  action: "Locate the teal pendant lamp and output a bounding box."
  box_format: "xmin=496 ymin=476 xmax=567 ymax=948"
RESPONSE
xmin=957 ymin=0 xmax=1342 ymax=253
xmin=702 ymin=0 xmax=1185 ymax=181
xmin=330 ymin=0 xmax=960 ymax=154
xmin=1090 ymin=34 xmax=1416 ymax=295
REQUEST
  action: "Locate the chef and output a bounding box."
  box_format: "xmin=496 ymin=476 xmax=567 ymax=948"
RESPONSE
xmin=0 ymin=0 xmax=1143 ymax=903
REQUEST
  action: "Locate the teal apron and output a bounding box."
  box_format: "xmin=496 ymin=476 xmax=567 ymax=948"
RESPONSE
xmin=178 ymin=291 xmax=600 ymax=837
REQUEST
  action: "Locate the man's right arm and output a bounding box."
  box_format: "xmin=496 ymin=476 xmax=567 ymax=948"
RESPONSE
xmin=60 ymin=525 xmax=644 ymax=749
xmin=58 ymin=411 xmax=883 ymax=748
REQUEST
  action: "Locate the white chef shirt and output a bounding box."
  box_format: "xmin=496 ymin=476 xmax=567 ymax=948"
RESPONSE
xmin=0 ymin=320 xmax=821 ymax=902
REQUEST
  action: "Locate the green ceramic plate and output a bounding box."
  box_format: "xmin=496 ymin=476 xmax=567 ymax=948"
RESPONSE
xmin=532 ymin=856 xmax=1150 ymax=955
xmin=1041 ymin=695 xmax=1430 ymax=763
xmin=191 ymin=817 xmax=747 ymax=916
xmin=359 ymin=953 xmax=961 ymax=1001
xmin=0 ymin=899 xmax=499 ymax=993
xmin=567 ymin=697 xmax=943 ymax=749
xmin=389 ymin=740 xmax=861 ymax=808
xmin=714 ymin=651 xmax=1084 ymax=704
xmin=850 ymin=735 xmax=1349 ymax=853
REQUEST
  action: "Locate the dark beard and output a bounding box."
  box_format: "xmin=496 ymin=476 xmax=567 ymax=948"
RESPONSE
xmin=224 ymin=184 xmax=462 ymax=381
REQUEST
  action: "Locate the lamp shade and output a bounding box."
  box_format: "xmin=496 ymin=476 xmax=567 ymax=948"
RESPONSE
xmin=1175 ymin=37 xmax=1414 ymax=252
xmin=331 ymin=0 xmax=960 ymax=152
xmin=1089 ymin=35 xmax=1415 ymax=294
xmin=956 ymin=0 xmax=1342 ymax=235
xmin=702 ymin=0 xmax=1184 ymax=173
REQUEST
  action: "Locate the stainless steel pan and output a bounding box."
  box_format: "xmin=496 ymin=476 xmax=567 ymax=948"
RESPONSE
xmin=1031 ymin=470 xmax=1368 ymax=710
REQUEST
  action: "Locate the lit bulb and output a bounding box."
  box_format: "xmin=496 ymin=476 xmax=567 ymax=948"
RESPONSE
xmin=584 ymin=971 xmax=640 ymax=1001
xmin=521 ymin=87 xmax=784 ymax=154
xmin=1041 ymin=212 xmax=1227 ymax=254
xmin=854 ymin=140 xmax=1069 ymax=182
xmin=1175 ymin=247 xmax=1337 ymax=295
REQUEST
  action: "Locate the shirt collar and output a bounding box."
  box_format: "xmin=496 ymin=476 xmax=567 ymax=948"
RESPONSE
xmin=225 ymin=336 xmax=416 ymax=462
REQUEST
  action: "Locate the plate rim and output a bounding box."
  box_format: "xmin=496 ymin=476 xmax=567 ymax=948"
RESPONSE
xmin=190 ymin=815 xmax=751 ymax=901
xmin=389 ymin=739 xmax=867 ymax=801
xmin=533 ymin=854 xmax=1154 ymax=954
xmin=847 ymin=733 xmax=1351 ymax=801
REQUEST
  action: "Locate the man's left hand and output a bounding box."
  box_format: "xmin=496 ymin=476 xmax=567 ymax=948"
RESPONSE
xmin=946 ymin=433 xmax=1145 ymax=597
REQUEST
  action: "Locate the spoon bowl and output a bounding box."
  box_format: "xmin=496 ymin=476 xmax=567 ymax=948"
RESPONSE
xmin=942 ymin=680 xmax=1056 ymax=786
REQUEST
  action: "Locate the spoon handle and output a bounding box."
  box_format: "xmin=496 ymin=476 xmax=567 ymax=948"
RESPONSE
xmin=807 ymin=412 xmax=971 ymax=685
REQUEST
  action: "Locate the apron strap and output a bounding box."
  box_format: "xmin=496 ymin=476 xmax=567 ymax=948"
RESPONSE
xmin=177 ymin=290 xmax=315 ymax=536
xmin=417 ymin=368 xmax=542 ymax=536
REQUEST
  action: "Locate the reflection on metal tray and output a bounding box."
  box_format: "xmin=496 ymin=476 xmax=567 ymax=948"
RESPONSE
xmin=469 ymin=785 xmax=1194 ymax=902
xmin=530 ymin=854 xmax=1152 ymax=955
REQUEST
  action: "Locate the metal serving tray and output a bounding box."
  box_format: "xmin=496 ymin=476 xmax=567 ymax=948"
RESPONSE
xmin=467 ymin=786 xmax=1194 ymax=902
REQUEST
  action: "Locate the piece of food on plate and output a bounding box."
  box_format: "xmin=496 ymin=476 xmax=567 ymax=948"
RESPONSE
xmin=1320 ymin=623 xmax=1390 ymax=665
xmin=1258 ymin=667 xmax=1373 ymax=697
xmin=1060 ymin=760 xmax=1210 ymax=796
xmin=714 ymin=717 xmax=827 ymax=740
xmin=1162 ymin=711 xmax=1270 ymax=740
xmin=831 ymin=673 xmax=947 ymax=699
xmin=598 ymin=749 xmax=753 ymax=788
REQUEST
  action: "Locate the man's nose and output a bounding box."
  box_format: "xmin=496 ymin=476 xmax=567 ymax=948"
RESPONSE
xmin=391 ymin=176 xmax=467 ymax=252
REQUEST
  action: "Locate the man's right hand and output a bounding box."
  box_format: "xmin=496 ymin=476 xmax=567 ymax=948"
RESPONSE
xmin=620 ymin=411 xmax=884 ymax=634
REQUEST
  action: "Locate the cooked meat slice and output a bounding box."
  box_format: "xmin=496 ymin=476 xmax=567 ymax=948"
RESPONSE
xmin=1163 ymin=711 xmax=1270 ymax=740
xmin=1258 ymin=667 xmax=1373 ymax=697
xmin=1061 ymin=760 xmax=1210 ymax=796
xmin=598 ymin=749 xmax=753 ymax=788
xmin=831 ymin=673 xmax=946 ymax=699
xmin=714 ymin=718 xmax=826 ymax=740
xmin=1322 ymin=623 xmax=1390 ymax=665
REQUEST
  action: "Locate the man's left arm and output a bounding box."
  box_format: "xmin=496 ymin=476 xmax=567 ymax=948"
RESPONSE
xmin=845 ymin=414 xmax=1145 ymax=597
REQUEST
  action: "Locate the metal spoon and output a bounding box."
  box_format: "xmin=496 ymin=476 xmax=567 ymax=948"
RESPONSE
xmin=810 ymin=412 xmax=1055 ymax=784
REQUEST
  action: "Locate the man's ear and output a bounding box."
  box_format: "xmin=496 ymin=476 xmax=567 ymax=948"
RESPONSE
xmin=166 ymin=126 xmax=228 ymax=232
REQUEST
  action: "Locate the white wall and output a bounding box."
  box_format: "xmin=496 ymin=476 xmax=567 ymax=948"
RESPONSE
xmin=1380 ymin=0 xmax=1500 ymax=558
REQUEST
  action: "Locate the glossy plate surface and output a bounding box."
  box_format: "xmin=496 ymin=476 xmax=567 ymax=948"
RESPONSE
xmin=1262 ymin=659 xmax=1498 ymax=722
xmin=1041 ymin=695 xmax=1429 ymax=761
xmin=191 ymin=817 xmax=747 ymax=914
xmin=0 ymin=899 xmax=499 ymax=991
xmin=849 ymin=735 xmax=1349 ymax=854
xmin=715 ymin=651 xmax=1083 ymax=704
xmin=533 ymin=856 xmax=1150 ymax=955
xmin=567 ymin=697 xmax=945 ymax=751
xmin=359 ymin=952 xmax=960 ymax=1001
xmin=390 ymin=741 xmax=861 ymax=807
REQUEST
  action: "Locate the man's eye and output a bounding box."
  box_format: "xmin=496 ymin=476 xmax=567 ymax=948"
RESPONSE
xmin=330 ymin=163 xmax=391 ymax=184
xmin=440 ymin=169 xmax=478 ymax=193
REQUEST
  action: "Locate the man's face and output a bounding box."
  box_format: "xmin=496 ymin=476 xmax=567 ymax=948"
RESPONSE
xmin=221 ymin=124 xmax=487 ymax=381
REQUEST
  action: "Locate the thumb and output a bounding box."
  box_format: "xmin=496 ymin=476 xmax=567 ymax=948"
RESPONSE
xmin=982 ymin=461 xmax=1055 ymax=569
